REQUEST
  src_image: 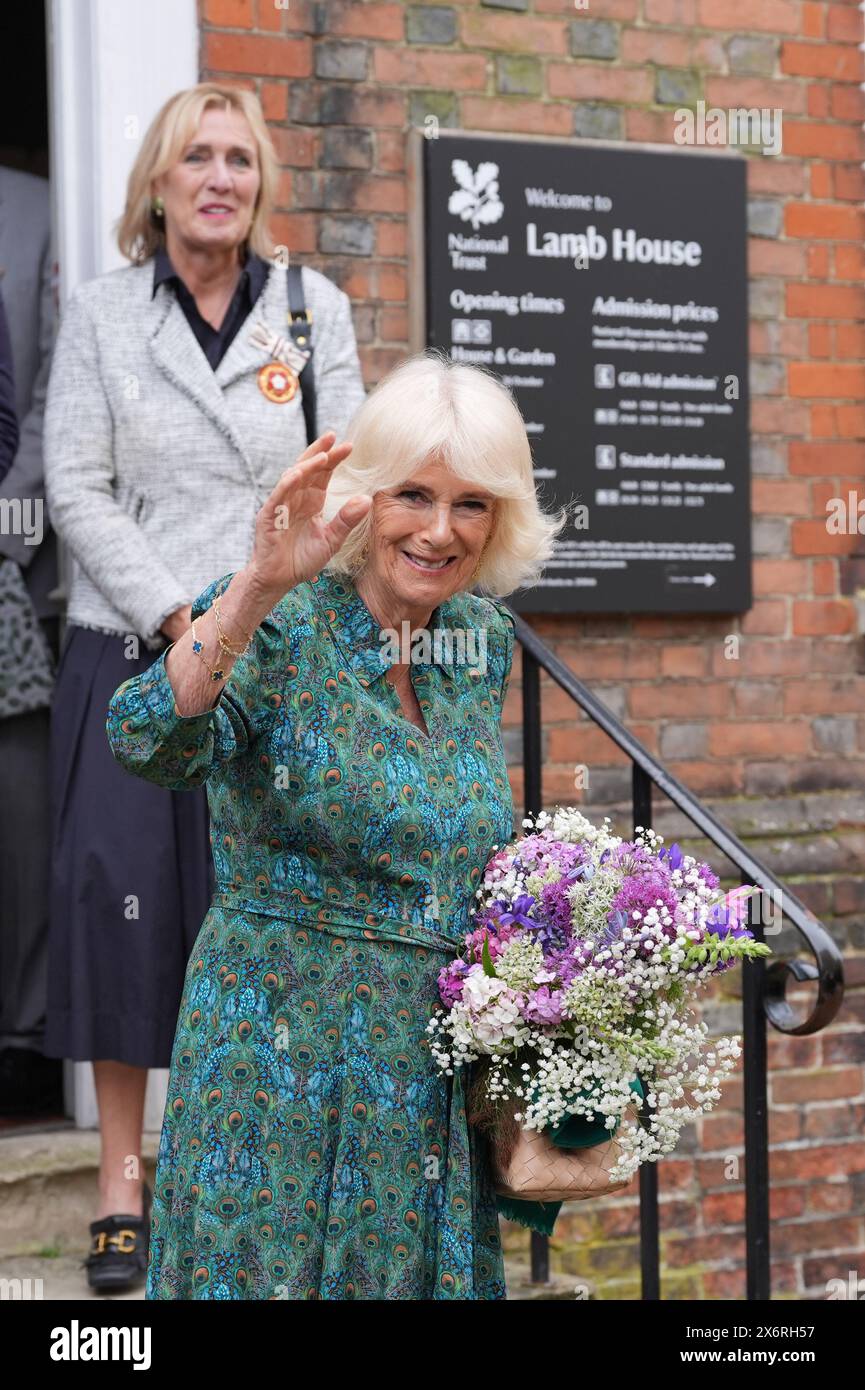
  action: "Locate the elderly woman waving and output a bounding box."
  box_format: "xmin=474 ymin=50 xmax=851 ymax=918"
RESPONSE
xmin=42 ymin=82 xmax=365 ymax=1293
xmin=107 ymin=352 xmax=565 ymax=1301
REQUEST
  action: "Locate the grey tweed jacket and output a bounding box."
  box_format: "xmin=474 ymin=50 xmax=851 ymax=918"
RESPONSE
xmin=43 ymin=259 xmax=367 ymax=645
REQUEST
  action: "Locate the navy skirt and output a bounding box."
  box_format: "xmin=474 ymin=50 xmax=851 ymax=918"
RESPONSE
xmin=43 ymin=625 xmax=214 ymax=1067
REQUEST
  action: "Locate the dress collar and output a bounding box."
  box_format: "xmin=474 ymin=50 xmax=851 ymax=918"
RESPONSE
xmin=151 ymin=244 xmax=269 ymax=301
xmin=309 ymin=567 xmax=462 ymax=684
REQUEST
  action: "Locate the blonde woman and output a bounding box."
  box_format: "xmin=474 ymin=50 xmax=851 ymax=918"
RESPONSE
xmin=42 ymin=83 xmax=365 ymax=1292
xmin=107 ymin=351 xmax=567 ymax=1300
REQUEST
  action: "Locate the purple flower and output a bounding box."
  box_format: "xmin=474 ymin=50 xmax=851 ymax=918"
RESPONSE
xmin=438 ymin=958 xmax=470 ymax=1008
xmin=494 ymin=893 xmax=537 ymax=931
xmin=610 ymin=870 xmax=680 ymax=938
xmin=705 ymin=906 xmax=752 ymax=942
xmin=658 ymin=842 xmax=684 ymax=871
xmin=521 ymin=985 xmax=567 ymax=1026
xmin=696 ymin=862 xmax=720 ymax=890
xmin=539 ymin=879 xmax=574 ymax=939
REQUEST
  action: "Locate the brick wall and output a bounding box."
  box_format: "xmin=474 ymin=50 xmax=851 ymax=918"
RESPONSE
xmin=199 ymin=0 xmax=865 ymax=1298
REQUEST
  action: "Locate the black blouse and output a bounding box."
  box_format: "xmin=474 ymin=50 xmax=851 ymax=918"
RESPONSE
xmin=151 ymin=245 xmax=270 ymax=371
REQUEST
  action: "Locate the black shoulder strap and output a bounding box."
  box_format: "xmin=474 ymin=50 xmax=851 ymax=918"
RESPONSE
xmin=286 ymin=264 xmax=316 ymax=447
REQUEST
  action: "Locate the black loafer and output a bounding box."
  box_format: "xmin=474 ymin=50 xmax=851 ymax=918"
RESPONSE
xmin=82 ymin=1181 xmax=152 ymax=1293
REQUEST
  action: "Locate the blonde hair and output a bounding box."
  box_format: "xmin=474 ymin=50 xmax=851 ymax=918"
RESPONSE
xmin=116 ymin=83 xmax=279 ymax=264
xmin=323 ymin=350 xmax=569 ymax=598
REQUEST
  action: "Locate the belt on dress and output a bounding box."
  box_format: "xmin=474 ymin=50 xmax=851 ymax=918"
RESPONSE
xmin=212 ymin=887 xmax=465 ymax=958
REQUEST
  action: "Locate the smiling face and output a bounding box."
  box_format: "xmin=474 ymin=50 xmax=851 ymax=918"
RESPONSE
xmin=357 ymin=456 xmax=497 ymax=626
xmin=152 ymin=104 xmax=261 ymax=255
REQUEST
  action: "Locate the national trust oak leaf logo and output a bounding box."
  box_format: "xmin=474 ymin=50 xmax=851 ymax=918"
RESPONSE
xmin=448 ymin=160 xmax=504 ymax=230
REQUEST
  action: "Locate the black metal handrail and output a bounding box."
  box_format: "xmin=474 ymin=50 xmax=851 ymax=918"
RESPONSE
xmin=506 ymin=608 xmax=846 ymax=1301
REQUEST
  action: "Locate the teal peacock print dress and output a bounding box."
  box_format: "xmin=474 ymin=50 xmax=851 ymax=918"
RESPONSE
xmin=106 ymin=566 xmax=516 ymax=1300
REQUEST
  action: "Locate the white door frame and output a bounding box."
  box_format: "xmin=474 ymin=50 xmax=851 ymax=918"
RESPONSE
xmin=46 ymin=0 xmax=198 ymax=1130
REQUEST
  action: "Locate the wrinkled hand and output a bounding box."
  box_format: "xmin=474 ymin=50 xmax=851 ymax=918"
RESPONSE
xmin=161 ymin=603 xmax=192 ymax=644
xmin=247 ymin=430 xmax=371 ymax=604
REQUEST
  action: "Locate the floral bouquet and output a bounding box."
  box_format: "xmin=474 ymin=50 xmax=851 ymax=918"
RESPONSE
xmin=427 ymin=807 xmax=772 ymax=1235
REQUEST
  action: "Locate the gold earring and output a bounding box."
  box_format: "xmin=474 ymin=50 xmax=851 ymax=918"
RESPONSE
xmin=151 ymin=195 xmax=164 ymax=218
xmin=471 ymin=540 xmax=490 ymax=584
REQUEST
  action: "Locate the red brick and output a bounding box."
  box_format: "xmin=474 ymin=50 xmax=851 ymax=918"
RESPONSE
xmin=790 ymin=363 xmax=865 ymax=398
xmin=772 ymin=1216 xmax=862 ymax=1255
xmin=269 ymin=210 xmax=316 ymax=253
xmin=699 ymin=0 xmax=800 ymax=32
xmin=748 ymin=239 xmax=807 ymax=277
xmin=376 ymin=220 xmax=407 ymax=258
xmin=260 ymin=80 xmax=288 ymax=122
xmin=831 ymin=85 xmax=865 ymax=121
xmin=548 ymin=725 xmax=632 ymax=765
xmin=835 ymin=404 xmax=865 ymax=437
xmin=625 ymin=109 xmax=679 ymax=144
xmin=807 ymin=1181 xmax=853 ymax=1213
xmin=802 ymin=1 xmax=825 ymax=37
xmin=808 ymin=324 xmax=833 ymax=358
xmin=376 ymin=132 xmax=406 ymax=174
xmin=835 ymin=244 xmax=865 ymax=279
xmin=204 ymin=32 xmax=312 ymax=77
xmin=785 ymin=203 xmax=865 ymax=240
xmin=784 ymin=679 xmax=865 ymax=713
xmin=754 ymin=560 xmax=809 ymax=596
xmin=793 ymin=599 xmax=856 ymax=634
xmin=778 ymin=1067 xmax=862 ymax=1100
xmin=782 ymin=121 xmax=864 ymax=161
xmin=812 ymin=559 xmax=837 ymax=595
xmin=781 ymin=42 xmax=864 ymax=81
xmin=660 ymin=645 xmax=709 ymax=677
xmin=643 ymin=0 xmax=697 ymax=20
xmin=734 ymin=642 xmax=817 ymax=681
xmin=621 ymin=30 xmax=692 ymax=64
xmin=270 ymin=126 xmax=316 ymax=166
xmin=733 ymin=681 xmax=783 ymax=717
xmin=746 ymin=161 xmax=806 ymax=196
xmin=826 ymin=3 xmax=865 ymax=42
xmin=809 ymin=163 xmax=833 ymax=199
xmin=318 ymin=1 xmax=404 ymax=41
xmin=538 ymin=0 xmax=637 ymax=14
xmin=779 ymin=322 xmax=808 ymax=356
xmin=708 ymin=722 xmax=810 ymax=756
xmin=836 ymin=328 xmax=865 ymax=362
xmin=834 ymin=164 xmax=865 ymax=202
xmin=751 ymin=399 xmax=810 ymax=435
xmin=807 ymin=85 xmax=831 ymax=119
xmin=563 ymin=644 xmax=660 ymax=681
xmin=203 ymin=0 xmax=254 ymax=26
xmin=551 ymin=64 xmax=654 ymax=102
xmin=377 ymin=265 xmax=407 ymax=300
xmin=460 ymin=10 xmax=568 ymax=54
xmin=790 ymin=441 xmax=865 ymax=476
xmin=740 ymin=599 xmax=787 ymax=635
xmin=787 ymin=283 xmax=865 ymax=319
xmin=461 ymin=97 xmax=573 ymax=137
xmin=254 ymin=0 xmax=287 ymax=32
xmin=707 ymin=76 xmax=806 ymax=113
xmin=374 ymin=48 xmax=486 ymax=88
xmin=752 ymin=480 xmax=812 ymax=516
xmin=630 ymin=684 xmax=730 ymax=718
xmin=806 ymin=245 xmax=831 ymax=279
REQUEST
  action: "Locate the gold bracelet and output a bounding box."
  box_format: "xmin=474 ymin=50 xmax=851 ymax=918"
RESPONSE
xmin=212 ymin=595 xmax=252 ymax=658
xmin=191 ymin=616 xmax=230 ymax=683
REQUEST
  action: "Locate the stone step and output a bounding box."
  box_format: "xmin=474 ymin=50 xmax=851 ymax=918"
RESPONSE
xmin=0 ymin=1125 xmax=572 ymax=1299
xmin=0 ymin=1125 xmax=158 ymax=1260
